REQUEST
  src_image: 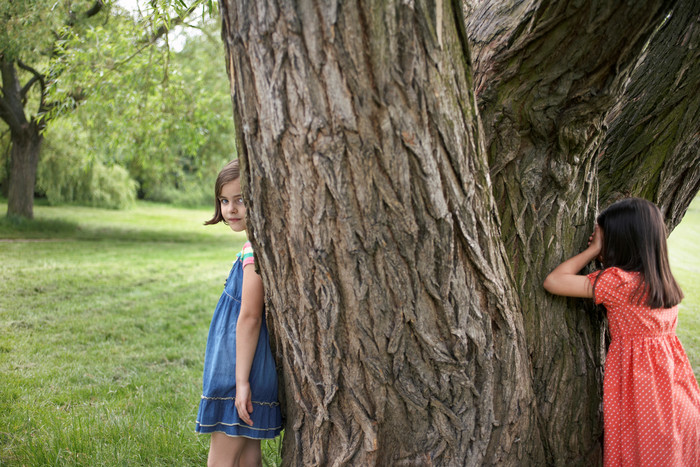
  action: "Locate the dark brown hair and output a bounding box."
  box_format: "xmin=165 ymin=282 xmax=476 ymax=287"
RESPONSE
xmin=204 ymin=159 xmax=240 ymax=225
xmin=596 ymin=197 xmax=683 ymax=309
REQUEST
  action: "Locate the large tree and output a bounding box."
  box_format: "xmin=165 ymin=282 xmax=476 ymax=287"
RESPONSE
xmin=0 ymin=0 xmax=212 ymax=218
xmin=0 ymin=0 xmax=107 ymax=219
xmin=220 ymin=0 xmax=699 ymax=464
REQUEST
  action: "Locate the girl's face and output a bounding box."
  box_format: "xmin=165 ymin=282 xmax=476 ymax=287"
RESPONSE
xmin=219 ymin=178 xmax=247 ymax=232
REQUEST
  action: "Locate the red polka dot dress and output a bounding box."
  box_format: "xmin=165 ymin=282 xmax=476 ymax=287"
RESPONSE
xmin=588 ymin=267 xmax=700 ymax=466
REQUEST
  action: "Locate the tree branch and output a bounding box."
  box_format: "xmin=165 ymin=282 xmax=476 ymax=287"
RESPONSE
xmin=144 ymin=2 xmax=201 ymax=44
xmin=598 ymin=1 xmax=700 ymax=228
xmin=20 ymin=76 xmax=41 ymax=101
xmin=67 ymin=0 xmax=105 ymax=27
xmin=85 ymin=0 xmax=105 ymax=18
xmin=0 ymin=57 xmax=27 ymax=134
xmin=16 ymin=60 xmax=48 ymax=113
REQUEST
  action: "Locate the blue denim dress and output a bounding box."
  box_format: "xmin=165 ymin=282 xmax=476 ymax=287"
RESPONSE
xmin=195 ymin=252 xmax=282 ymax=438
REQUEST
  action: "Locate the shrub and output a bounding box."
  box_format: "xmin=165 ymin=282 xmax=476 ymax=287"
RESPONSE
xmin=143 ymin=175 xmax=213 ymax=208
xmin=38 ymin=152 xmax=137 ymax=210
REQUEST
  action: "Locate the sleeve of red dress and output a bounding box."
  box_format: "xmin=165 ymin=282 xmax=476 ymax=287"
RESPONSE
xmin=587 ymin=270 xmax=606 ymax=305
xmin=587 ymin=268 xmax=625 ymax=306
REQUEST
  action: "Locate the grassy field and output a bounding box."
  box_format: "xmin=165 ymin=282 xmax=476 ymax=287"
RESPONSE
xmin=668 ymin=196 xmax=700 ymax=380
xmin=0 ymin=202 xmax=281 ymax=466
xmin=0 ymin=197 xmax=698 ymax=465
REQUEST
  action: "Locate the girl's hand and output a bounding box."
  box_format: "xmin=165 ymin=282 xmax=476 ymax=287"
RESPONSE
xmin=587 ymin=224 xmax=603 ymax=260
xmin=235 ymin=382 xmax=254 ymax=426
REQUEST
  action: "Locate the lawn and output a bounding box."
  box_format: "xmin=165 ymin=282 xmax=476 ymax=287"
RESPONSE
xmin=0 ymin=197 xmax=697 ymax=465
xmin=0 ymin=202 xmax=281 ymax=466
xmin=668 ymin=195 xmax=700 ymax=380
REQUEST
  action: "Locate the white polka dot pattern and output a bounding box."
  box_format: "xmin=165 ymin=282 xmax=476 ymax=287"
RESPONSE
xmin=588 ymin=267 xmax=700 ymax=466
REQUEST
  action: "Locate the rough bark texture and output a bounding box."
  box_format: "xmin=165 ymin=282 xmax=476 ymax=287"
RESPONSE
xmin=466 ymin=0 xmax=698 ymax=463
xmin=0 ymin=57 xmax=44 ymax=219
xmin=7 ymin=125 xmax=42 ymax=219
xmin=219 ymin=0 xmax=700 ymax=464
xmin=597 ymin=0 xmax=700 ymax=227
xmin=221 ymin=0 xmax=542 ymax=464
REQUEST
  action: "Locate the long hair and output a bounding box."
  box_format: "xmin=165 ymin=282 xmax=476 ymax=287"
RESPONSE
xmin=596 ymin=197 xmax=683 ymax=309
xmin=204 ymin=159 xmax=240 ymax=225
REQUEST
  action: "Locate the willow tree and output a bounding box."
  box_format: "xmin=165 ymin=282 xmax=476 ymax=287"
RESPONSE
xmin=219 ymin=0 xmax=700 ymax=464
xmin=0 ymin=0 xmax=109 ymax=219
xmin=0 ymin=0 xmax=210 ymax=219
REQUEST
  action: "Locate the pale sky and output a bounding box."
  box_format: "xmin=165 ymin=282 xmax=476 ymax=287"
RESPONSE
xmin=114 ymin=0 xmax=206 ymax=52
xmin=115 ymin=0 xmax=141 ymax=14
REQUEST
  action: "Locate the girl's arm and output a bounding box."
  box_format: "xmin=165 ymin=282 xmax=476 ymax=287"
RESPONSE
xmin=543 ymin=225 xmax=602 ymax=298
xmin=235 ymin=263 xmax=264 ymax=426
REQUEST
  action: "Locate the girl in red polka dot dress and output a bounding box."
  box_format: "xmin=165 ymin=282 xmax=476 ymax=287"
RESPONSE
xmin=544 ymin=197 xmax=700 ymax=466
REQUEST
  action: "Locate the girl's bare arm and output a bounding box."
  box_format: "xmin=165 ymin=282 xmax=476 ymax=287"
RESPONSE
xmin=543 ymin=225 xmax=602 ymax=298
xmin=235 ymin=264 xmax=264 ymax=425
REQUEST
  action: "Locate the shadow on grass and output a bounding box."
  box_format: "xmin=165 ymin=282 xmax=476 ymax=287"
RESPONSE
xmin=0 ymin=215 xmax=80 ymax=238
xmin=0 ymin=215 xmax=222 ymax=244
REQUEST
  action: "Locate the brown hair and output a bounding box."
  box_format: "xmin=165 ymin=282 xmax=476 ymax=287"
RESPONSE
xmin=204 ymin=159 xmax=240 ymax=225
xmin=595 ymin=197 xmax=683 ymax=309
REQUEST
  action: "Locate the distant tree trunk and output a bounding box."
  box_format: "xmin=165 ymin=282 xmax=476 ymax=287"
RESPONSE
xmin=7 ymin=123 xmax=42 ymax=219
xmin=219 ymin=0 xmax=700 ymax=464
xmin=0 ymin=1 xmax=104 ymax=219
xmin=0 ymin=57 xmax=45 ymax=219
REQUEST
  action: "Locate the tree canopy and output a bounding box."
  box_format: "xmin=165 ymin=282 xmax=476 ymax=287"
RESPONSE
xmin=1 ymin=0 xmax=233 ymax=215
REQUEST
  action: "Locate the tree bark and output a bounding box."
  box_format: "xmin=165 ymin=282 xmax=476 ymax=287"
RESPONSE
xmin=597 ymin=0 xmax=700 ymax=227
xmin=466 ymin=0 xmax=697 ymax=463
xmin=0 ymin=57 xmax=44 ymax=219
xmin=6 ymin=124 xmax=42 ymax=219
xmin=219 ymin=0 xmax=700 ymax=464
xmin=221 ymin=0 xmax=543 ymax=464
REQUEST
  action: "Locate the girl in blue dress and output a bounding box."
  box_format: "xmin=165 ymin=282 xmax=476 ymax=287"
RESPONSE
xmin=196 ymin=159 xmax=282 ymax=466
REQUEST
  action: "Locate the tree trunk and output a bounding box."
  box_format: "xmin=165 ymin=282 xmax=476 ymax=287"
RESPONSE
xmin=597 ymin=0 xmax=700 ymax=227
xmin=219 ymin=0 xmax=700 ymax=464
xmin=466 ymin=0 xmax=698 ymax=463
xmin=1 ymin=57 xmax=44 ymax=219
xmin=221 ymin=0 xmax=542 ymax=464
xmin=6 ymin=124 xmax=42 ymax=219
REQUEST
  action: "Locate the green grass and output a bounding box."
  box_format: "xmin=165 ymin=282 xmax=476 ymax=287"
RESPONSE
xmin=0 ymin=201 xmax=282 ymax=466
xmin=1 ymin=197 xmax=698 ymax=465
xmin=668 ymin=196 xmax=700 ymax=381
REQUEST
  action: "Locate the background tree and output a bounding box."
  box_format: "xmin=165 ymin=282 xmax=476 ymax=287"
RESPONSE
xmin=0 ymin=0 xmax=106 ymax=218
xmin=220 ymin=0 xmax=699 ymax=465
xmin=36 ymin=17 xmax=234 ymax=208
xmin=1 ymin=0 xmax=228 ymax=216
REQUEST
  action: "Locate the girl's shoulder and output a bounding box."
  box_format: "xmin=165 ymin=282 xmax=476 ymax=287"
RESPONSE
xmin=238 ymin=241 xmax=255 ymax=267
xmin=591 ymin=266 xmax=638 ymax=281
xmin=589 ymin=267 xmax=641 ymax=295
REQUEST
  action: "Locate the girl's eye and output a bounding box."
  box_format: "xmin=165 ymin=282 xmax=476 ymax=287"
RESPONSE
xmin=220 ymin=199 xmax=228 ymax=205
xmin=235 ymin=198 xmax=244 ymax=205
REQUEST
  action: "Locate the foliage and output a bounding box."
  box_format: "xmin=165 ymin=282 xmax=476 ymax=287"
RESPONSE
xmin=0 ymin=0 xmax=109 ymax=130
xmin=1 ymin=0 xmax=232 ymax=210
xmin=45 ymin=9 xmax=234 ymax=206
xmin=0 ymin=0 xmax=75 ymax=60
xmin=36 ymin=118 xmax=137 ymax=209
